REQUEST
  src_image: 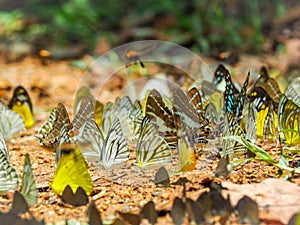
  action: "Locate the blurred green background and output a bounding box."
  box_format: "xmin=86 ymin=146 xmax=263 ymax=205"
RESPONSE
xmin=0 ymin=0 xmax=297 ymax=56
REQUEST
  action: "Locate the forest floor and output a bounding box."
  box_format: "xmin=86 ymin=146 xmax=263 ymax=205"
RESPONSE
xmin=0 ymin=54 xmax=299 ymax=225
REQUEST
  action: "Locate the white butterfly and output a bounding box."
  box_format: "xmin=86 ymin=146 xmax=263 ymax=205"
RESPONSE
xmin=78 ymin=118 xmax=129 ymax=170
xmin=0 ymin=101 xmax=24 ymax=140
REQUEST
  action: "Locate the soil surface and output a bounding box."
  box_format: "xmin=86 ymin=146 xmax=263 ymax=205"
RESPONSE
xmin=0 ymin=56 xmax=299 ymax=225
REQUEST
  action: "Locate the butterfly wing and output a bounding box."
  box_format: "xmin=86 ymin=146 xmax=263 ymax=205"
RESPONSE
xmin=136 ymin=117 xmax=171 ymax=169
xmin=284 ymin=77 xmax=300 ymax=104
xmin=146 ymin=89 xmax=177 ymax=149
xmin=77 ymin=118 xmax=104 ymax=162
xmin=37 ymin=103 xmax=71 ymax=148
xmin=129 ymin=100 xmax=144 ymax=141
xmin=49 ymin=142 xmax=93 ymax=196
xmin=8 ymin=86 xmax=35 ymax=128
xmin=278 ymin=95 xmax=300 ymax=146
xmin=100 ymin=118 xmax=129 ymax=169
xmin=21 ymin=154 xmax=38 ymax=206
xmin=72 ymin=96 xmax=95 ymax=139
xmin=0 ymin=101 xmax=24 ymax=140
xmin=0 ymin=132 xmax=9 ymax=161
xmin=0 ymin=144 xmax=19 ymax=195
xmin=222 ymin=112 xmax=247 ymax=157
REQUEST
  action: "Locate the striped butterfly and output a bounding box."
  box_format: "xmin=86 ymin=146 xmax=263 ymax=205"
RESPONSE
xmin=255 ymin=66 xmax=282 ymax=110
xmin=278 ymin=94 xmax=300 ymax=146
xmin=213 ymin=64 xmax=239 ymax=93
xmin=222 ymin=112 xmax=247 ymax=158
xmin=21 ymin=153 xmax=38 ymax=206
xmin=135 ymin=116 xmax=171 ymax=169
xmin=248 ymin=87 xmax=277 ymax=139
xmin=77 ymin=118 xmax=130 ymax=169
xmin=37 ymin=97 xmax=94 ymax=149
xmin=204 ymin=91 xmax=225 ymax=142
xmin=145 ymin=89 xmax=177 ymax=149
xmin=284 ymin=77 xmax=300 ymax=104
xmin=101 ymin=96 xmax=135 ymax=142
xmin=0 ymin=132 xmax=19 ymax=195
xmin=173 ymin=88 xmax=209 ymax=144
xmin=129 ymin=100 xmax=144 ymax=141
xmin=0 ymin=101 xmax=24 ymax=140
xmin=8 ymin=86 xmax=35 ymax=128
xmin=73 ymin=86 xmax=104 ymax=128
xmin=187 ymin=86 xmax=206 ymax=121
xmin=224 ymin=68 xmax=250 ymax=120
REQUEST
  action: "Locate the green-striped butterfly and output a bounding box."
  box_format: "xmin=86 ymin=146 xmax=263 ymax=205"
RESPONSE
xmin=278 ymin=94 xmax=300 ymax=146
xmin=0 ymin=132 xmax=19 ymax=195
xmin=20 ymin=153 xmax=38 ymax=206
xmin=135 ymin=116 xmax=171 ymax=169
xmin=78 ymin=118 xmax=130 ymax=169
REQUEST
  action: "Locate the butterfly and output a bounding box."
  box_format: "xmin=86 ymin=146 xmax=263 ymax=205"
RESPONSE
xmin=213 ymin=64 xmax=238 ymax=93
xmin=77 ymin=117 xmax=130 ymax=169
xmin=236 ymin=196 xmax=259 ymax=225
xmin=254 ymin=66 xmax=282 ymax=111
xmin=8 ymin=86 xmax=35 ymax=128
xmin=187 ymin=86 xmax=205 ymax=118
xmin=49 ymin=137 xmax=93 ymax=196
xmin=173 ymin=88 xmax=209 ymax=144
xmin=145 ymin=89 xmax=177 ymax=149
xmin=154 ymin=166 xmax=170 ymax=187
xmin=20 ymin=153 xmax=38 ymax=206
xmin=61 ymin=185 xmax=89 ymax=207
xmin=224 ymin=67 xmax=250 ymax=120
xmin=284 ymin=77 xmax=300 ymax=104
xmin=37 ymin=98 xmax=94 ymax=149
xmin=0 ymin=191 xmax=43 ymax=224
xmin=0 ymin=101 xmax=24 ymax=140
xmin=0 ymin=132 xmax=19 ymax=195
xmin=129 ymin=100 xmax=144 ymax=141
xmin=177 ymin=131 xmax=197 ymax=172
xmin=248 ymin=87 xmax=277 ymax=139
xmin=74 ymin=86 xmax=104 ymax=128
xmin=204 ymin=91 xmax=225 ymax=142
xmin=278 ymin=94 xmax=300 ymax=146
xmin=118 ymin=200 xmax=158 ymax=225
xmin=135 ymin=116 xmax=171 ymax=169
xmin=87 ymin=200 xmax=103 ymax=225
xmin=222 ymin=112 xmax=247 ymax=157
xmin=100 ymin=96 xmax=135 ymax=142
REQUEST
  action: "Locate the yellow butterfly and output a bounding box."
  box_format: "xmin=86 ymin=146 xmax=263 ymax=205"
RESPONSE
xmin=278 ymin=94 xmax=300 ymax=146
xmin=49 ymin=141 xmax=93 ymax=196
xmin=177 ymin=134 xmax=197 ymax=172
xmin=8 ymin=86 xmax=35 ymax=128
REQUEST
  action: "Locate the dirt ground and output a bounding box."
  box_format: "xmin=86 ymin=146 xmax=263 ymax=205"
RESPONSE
xmin=0 ymin=56 xmax=299 ymax=225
